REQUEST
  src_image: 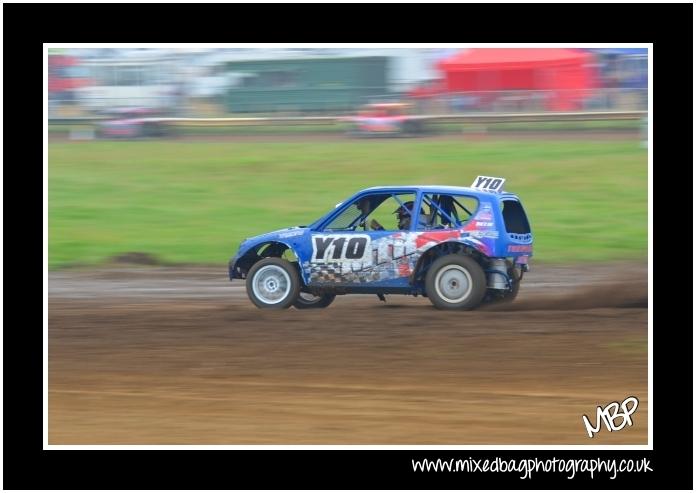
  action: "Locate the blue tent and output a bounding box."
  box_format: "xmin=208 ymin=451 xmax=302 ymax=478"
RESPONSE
xmin=585 ymin=48 xmax=648 ymax=56
xmin=585 ymin=49 xmax=647 ymax=89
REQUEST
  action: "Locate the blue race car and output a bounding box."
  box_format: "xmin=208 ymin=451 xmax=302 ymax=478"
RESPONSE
xmin=229 ymin=176 xmax=532 ymax=310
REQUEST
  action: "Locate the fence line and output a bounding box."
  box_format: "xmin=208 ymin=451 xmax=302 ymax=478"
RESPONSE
xmin=48 ymin=111 xmax=647 ymax=127
xmin=48 ymin=111 xmax=648 ymax=127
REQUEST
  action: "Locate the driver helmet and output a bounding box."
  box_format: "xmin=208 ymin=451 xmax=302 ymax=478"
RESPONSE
xmin=393 ymin=201 xmax=415 ymax=229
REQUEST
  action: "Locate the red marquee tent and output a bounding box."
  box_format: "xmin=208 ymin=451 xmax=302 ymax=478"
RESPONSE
xmin=436 ymin=48 xmax=597 ymax=110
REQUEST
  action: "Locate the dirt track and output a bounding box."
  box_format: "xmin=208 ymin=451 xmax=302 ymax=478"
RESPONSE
xmin=48 ymin=262 xmax=648 ymax=445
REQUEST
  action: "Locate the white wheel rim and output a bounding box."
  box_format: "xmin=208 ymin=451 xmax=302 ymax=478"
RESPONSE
xmin=434 ymin=265 xmax=473 ymax=303
xmin=252 ymin=265 xmax=292 ymax=304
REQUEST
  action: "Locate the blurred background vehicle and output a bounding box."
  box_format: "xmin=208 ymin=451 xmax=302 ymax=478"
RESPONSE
xmin=343 ymin=102 xmax=426 ymax=137
xmin=95 ymin=107 xmax=171 ymax=139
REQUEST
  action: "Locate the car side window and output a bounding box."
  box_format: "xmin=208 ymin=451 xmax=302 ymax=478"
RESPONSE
xmin=417 ymin=194 xmax=479 ymax=230
xmin=323 ymin=193 xmax=417 ymax=232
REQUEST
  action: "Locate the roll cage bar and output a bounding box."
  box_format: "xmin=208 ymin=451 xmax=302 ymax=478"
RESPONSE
xmin=421 ymin=194 xmax=475 ymax=228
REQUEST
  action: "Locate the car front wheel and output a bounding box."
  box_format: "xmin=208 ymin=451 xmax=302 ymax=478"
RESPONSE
xmin=246 ymin=258 xmax=300 ymax=309
xmin=425 ymin=254 xmax=487 ymax=310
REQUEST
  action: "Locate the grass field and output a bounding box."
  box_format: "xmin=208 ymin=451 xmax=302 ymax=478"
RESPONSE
xmin=48 ymin=138 xmax=648 ymax=268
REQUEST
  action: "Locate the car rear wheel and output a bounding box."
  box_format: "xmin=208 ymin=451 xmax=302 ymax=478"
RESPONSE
xmin=246 ymin=258 xmax=300 ymax=309
xmin=483 ymin=260 xmax=522 ymax=305
xmin=425 ymin=254 xmax=487 ymax=310
xmin=293 ymin=292 xmax=336 ymax=309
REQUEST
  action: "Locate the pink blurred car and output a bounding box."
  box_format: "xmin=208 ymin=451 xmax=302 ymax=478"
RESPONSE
xmin=96 ymin=108 xmax=170 ymax=139
xmin=343 ymin=103 xmax=425 ymax=137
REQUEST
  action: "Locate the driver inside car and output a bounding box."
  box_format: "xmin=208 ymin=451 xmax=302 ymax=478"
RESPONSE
xmin=394 ymin=201 xmax=430 ymax=230
xmin=355 ymin=197 xmax=384 ymax=231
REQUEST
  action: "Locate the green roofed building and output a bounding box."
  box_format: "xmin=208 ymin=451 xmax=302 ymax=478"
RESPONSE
xmin=223 ymin=56 xmax=390 ymax=113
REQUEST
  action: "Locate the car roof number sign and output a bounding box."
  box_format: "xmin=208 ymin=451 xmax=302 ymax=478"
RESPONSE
xmin=471 ymin=176 xmax=506 ymax=193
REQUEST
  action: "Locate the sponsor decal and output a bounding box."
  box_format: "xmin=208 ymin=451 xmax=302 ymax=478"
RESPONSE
xmin=469 ymin=230 xmax=499 ymax=239
xmin=414 ymin=229 xmax=460 ymax=249
xmin=474 ymin=202 xmax=494 ymax=221
xmin=508 ymin=245 xmax=533 ymax=252
xmin=278 ymin=230 xmax=304 ymax=239
xmin=312 ymin=235 xmax=370 ymax=262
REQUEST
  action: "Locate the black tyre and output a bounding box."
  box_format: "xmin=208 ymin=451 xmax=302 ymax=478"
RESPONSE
xmin=425 ymin=254 xmax=487 ymax=310
xmin=245 ymin=257 xmax=300 ymax=309
xmin=502 ymin=267 xmax=521 ymax=302
xmin=483 ymin=260 xmax=522 ymax=305
xmin=293 ymin=292 xmax=336 ymax=309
